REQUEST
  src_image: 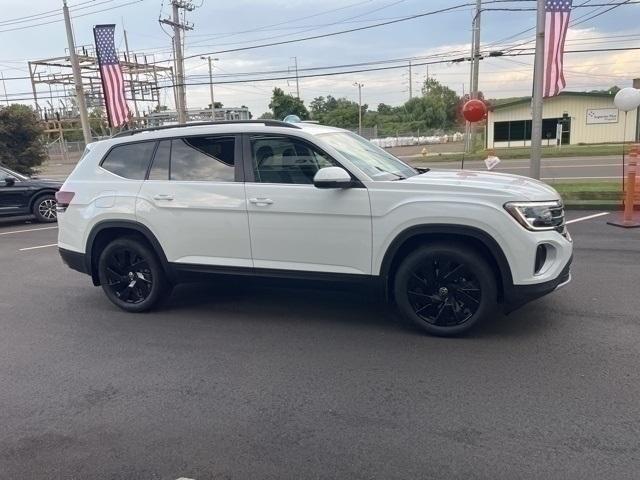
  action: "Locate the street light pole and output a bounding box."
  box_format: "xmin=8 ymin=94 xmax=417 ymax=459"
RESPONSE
xmin=354 ymin=82 xmax=364 ymax=135
xmin=201 ymin=56 xmax=218 ymax=120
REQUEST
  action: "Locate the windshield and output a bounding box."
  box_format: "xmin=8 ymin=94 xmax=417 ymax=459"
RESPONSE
xmin=0 ymin=166 xmax=28 ymax=181
xmin=318 ymin=131 xmax=418 ymax=181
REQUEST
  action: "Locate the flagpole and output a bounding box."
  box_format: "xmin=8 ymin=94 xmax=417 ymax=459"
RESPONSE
xmin=530 ymin=0 xmax=546 ymax=180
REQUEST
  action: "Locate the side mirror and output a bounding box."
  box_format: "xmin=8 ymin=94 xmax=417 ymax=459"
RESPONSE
xmin=4 ymin=176 xmax=15 ymax=186
xmin=313 ymin=167 xmax=354 ymax=189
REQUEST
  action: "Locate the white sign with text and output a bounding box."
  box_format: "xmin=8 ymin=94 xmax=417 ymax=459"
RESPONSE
xmin=586 ymin=108 xmax=619 ymax=124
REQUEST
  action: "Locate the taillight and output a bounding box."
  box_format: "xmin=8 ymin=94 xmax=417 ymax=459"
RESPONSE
xmin=55 ymin=191 xmax=75 ymax=212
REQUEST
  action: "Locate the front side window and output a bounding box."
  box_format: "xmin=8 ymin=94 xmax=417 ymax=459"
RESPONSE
xmin=0 ymin=166 xmax=28 ymax=181
xmin=317 ymin=131 xmax=417 ymax=181
xmin=250 ymin=135 xmax=337 ymax=184
xmin=101 ymin=141 xmax=156 ymax=180
xmin=170 ymin=136 xmax=235 ymax=182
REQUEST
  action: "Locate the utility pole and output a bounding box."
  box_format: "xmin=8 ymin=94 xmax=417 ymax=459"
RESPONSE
xmin=63 ymin=0 xmax=92 ymax=145
xmin=471 ymin=0 xmax=481 ymax=99
xmin=466 ymin=0 xmax=482 ymax=153
xmin=408 ymin=60 xmax=413 ymax=99
xmin=160 ymin=1 xmax=196 ymax=124
xmin=530 ymin=0 xmax=546 ymax=179
xmin=201 ymin=56 xmax=218 ymax=120
xmin=123 ymin=29 xmax=140 ymax=119
xmin=0 ymin=72 xmax=8 ymax=105
xmin=292 ymin=56 xmax=300 ymax=99
xmin=354 ymin=82 xmax=364 ymax=135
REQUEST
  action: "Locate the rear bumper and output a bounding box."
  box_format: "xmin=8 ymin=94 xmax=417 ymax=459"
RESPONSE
xmin=59 ymin=248 xmax=89 ymax=275
xmin=504 ymin=254 xmax=572 ymax=313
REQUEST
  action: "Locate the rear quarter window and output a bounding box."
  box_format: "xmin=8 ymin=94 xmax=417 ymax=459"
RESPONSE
xmin=101 ymin=141 xmax=156 ymax=180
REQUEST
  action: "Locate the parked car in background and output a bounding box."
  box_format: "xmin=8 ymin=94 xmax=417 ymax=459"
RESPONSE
xmin=0 ymin=165 xmax=62 ymax=222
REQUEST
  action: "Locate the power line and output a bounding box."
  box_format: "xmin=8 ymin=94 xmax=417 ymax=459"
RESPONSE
xmin=0 ymin=0 xmax=100 ymax=26
xmin=152 ymin=46 xmax=640 ymax=90
xmin=179 ymin=1 xmax=524 ymax=61
xmin=0 ymin=0 xmax=145 ymax=34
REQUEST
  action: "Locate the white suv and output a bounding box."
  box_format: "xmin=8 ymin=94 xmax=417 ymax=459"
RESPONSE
xmin=57 ymin=120 xmax=572 ymax=336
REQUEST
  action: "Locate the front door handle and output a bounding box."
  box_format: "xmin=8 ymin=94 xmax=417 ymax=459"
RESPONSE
xmin=153 ymin=194 xmax=174 ymax=201
xmin=249 ymin=197 xmax=274 ymax=206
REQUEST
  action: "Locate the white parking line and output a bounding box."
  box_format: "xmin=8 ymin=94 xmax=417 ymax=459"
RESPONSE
xmin=0 ymin=226 xmax=58 ymax=236
xmin=566 ymin=212 xmax=610 ymax=224
xmin=19 ymin=243 xmax=58 ymax=251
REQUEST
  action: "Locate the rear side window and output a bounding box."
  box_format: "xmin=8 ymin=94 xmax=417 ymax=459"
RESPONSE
xmin=170 ymin=136 xmax=235 ymax=182
xmin=101 ymin=141 xmax=156 ymax=180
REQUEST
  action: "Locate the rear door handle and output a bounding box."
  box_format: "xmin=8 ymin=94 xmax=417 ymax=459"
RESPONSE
xmin=153 ymin=194 xmax=174 ymax=201
xmin=249 ymin=197 xmax=273 ymax=206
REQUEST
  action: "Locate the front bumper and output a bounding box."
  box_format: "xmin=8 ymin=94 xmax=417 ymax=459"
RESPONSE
xmin=504 ymin=254 xmax=572 ymax=313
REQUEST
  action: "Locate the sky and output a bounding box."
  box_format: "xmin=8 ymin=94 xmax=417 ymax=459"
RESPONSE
xmin=0 ymin=0 xmax=639 ymax=118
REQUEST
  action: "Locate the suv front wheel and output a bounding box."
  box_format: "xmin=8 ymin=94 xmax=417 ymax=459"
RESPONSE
xmin=97 ymin=237 xmax=170 ymax=312
xmin=393 ymin=243 xmax=497 ymax=336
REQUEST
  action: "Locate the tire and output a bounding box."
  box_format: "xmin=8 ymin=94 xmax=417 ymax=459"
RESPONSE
xmin=393 ymin=242 xmax=497 ymax=336
xmin=97 ymin=236 xmax=170 ymax=312
xmin=32 ymin=194 xmax=57 ymax=223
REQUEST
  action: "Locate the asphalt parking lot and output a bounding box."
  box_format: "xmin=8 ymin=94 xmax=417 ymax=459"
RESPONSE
xmin=1 ymin=211 xmax=639 ymax=479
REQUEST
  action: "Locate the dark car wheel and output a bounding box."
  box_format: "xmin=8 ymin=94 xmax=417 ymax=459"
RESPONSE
xmin=98 ymin=237 xmax=170 ymax=312
xmin=393 ymin=243 xmax=497 ymax=336
xmin=32 ymin=194 xmax=58 ymax=223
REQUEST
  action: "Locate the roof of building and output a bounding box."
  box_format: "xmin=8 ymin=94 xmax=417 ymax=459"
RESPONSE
xmin=490 ymin=91 xmax=616 ymax=111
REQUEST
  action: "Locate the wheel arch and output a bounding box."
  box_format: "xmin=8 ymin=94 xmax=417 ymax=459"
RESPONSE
xmin=379 ymin=224 xmax=514 ymax=303
xmin=85 ymin=220 xmax=172 ymax=286
xmin=29 ymin=189 xmax=58 ymax=211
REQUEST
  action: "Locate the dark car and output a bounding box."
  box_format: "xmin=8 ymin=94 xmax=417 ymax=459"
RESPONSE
xmin=0 ymin=165 xmax=62 ymax=223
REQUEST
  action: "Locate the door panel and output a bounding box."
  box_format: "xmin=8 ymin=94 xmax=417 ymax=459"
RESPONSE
xmin=245 ymin=183 xmax=372 ymax=274
xmin=136 ymin=135 xmax=252 ymax=267
xmin=243 ymin=134 xmax=372 ymax=275
xmin=0 ymin=180 xmax=30 ymax=215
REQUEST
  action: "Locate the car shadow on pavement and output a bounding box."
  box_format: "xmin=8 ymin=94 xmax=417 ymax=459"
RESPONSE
xmin=158 ymin=278 xmax=552 ymax=339
xmin=0 ymin=216 xmax=39 ymax=227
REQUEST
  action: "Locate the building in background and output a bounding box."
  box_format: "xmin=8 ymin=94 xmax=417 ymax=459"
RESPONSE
xmin=146 ymin=107 xmax=251 ymax=127
xmin=486 ymin=91 xmax=638 ymax=149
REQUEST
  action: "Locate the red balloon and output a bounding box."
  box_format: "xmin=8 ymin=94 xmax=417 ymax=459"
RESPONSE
xmin=462 ymin=99 xmax=487 ymax=123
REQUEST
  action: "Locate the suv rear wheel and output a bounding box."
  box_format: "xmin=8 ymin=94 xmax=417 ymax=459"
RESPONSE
xmin=97 ymin=237 xmax=170 ymax=312
xmin=393 ymin=243 xmax=497 ymax=336
xmin=32 ymin=194 xmax=57 ymax=223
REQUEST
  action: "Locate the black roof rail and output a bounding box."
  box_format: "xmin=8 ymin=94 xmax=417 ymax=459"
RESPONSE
xmin=112 ymin=119 xmax=301 ymax=138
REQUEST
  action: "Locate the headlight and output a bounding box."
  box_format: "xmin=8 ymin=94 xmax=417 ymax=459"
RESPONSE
xmin=504 ymin=201 xmax=564 ymax=231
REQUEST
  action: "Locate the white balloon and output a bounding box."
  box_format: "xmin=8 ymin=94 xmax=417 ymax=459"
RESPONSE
xmin=613 ymin=87 xmax=640 ymax=112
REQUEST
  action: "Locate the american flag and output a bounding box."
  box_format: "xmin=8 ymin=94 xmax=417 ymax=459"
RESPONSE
xmin=543 ymin=0 xmax=572 ymax=98
xmin=93 ymin=24 xmax=131 ymax=127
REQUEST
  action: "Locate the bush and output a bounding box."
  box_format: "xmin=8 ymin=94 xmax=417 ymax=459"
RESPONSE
xmin=0 ymin=105 xmax=46 ymax=175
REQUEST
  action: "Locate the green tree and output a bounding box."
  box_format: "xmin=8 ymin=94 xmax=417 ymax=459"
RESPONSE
xmin=258 ymin=111 xmax=274 ymax=120
xmin=206 ymin=101 xmax=224 ymax=109
xmin=377 ymin=103 xmax=393 ymax=115
xmin=0 ymin=105 xmax=46 ymax=175
xmin=268 ymin=87 xmax=309 ymax=120
xmin=421 ymin=78 xmax=460 ymax=128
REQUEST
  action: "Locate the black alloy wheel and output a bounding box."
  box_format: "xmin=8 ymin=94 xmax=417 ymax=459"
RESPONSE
xmin=394 ymin=243 xmax=497 ymax=336
xmin=407 ymin=257 xmax=481 ymax=326
xmin=98 ymin=237 xmax=169 ymax=312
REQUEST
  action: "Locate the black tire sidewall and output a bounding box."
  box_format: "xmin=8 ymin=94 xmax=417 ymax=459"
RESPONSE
xmin=393 ymin=243 xmax=497 ymax=336
xmin=32 ymin=194 xmax=57 ymax=223
xmin=98 ymin=237 xmax=167 ymax=312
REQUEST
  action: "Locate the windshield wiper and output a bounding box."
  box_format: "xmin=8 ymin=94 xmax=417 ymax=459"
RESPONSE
xmin=374 ymin=166 xmax=406 ymax=180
